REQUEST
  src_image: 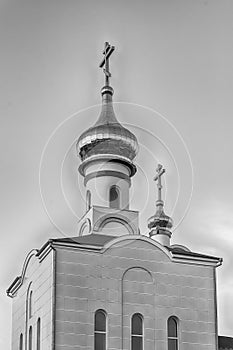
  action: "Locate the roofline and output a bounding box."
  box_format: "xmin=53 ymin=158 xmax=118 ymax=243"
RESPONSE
xmin=51 ymin=241 xmax=103 ymax=251
xmin=171 ymin=252 xmax=222 ymax=267
xmin=37 ymin=235 xmax=223 ymax=267
xmin=7 ymin=241 xmax=55 ymax=298
xmin=7 ymin=234 xmax=222 ymax=297
xmin=6 ymin=249 xmax=38 ymax=298
xmin=36 ymin=239 xmax=53 ymax=256
xmin=102 ymin=234 xmax=173 ymax=259
xmin=102 ymin=235 xmax=222 ymax=266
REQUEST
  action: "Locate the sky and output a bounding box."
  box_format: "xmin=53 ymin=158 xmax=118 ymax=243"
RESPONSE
xmin=1 ymin=0 xmax=233 ymax=348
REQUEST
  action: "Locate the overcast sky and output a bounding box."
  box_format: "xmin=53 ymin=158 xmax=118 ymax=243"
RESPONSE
xmin=1 ymin=0 xmax=233 ymax=348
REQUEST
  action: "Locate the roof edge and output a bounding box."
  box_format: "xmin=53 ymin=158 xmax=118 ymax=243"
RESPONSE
xmin=6 ymin=249 xmax=38 ymax=298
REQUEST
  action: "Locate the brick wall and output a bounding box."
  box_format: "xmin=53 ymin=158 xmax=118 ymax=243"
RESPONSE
xmin=11 ymin=250 xmax=53 ymax=350
xmin=55 ymin=237 xmax=217 ymax=350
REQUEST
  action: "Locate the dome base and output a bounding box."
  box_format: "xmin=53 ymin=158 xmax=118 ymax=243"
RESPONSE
xmin=78 ymin=153 xmax=137 ymax=177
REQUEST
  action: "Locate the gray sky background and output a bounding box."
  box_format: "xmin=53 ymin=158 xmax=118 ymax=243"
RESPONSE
xmin=1 ymin=0 xmax=233 ymax=349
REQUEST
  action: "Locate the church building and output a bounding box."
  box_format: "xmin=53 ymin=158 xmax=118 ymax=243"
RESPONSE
xmin=7 ymin=43 xmax=227 ymax=350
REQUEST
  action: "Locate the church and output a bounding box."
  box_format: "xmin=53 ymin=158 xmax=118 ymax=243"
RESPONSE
xmin=7 ymin=43 xmax=233 ymax=350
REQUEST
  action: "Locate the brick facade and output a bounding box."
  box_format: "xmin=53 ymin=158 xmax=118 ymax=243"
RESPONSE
xmin=54 ymin=237 xmax=218 ymax=350
xmin=8 ymin=234 xmax=221 ymax=350
xmin=9 ymin=249 xmax=54 ymax=350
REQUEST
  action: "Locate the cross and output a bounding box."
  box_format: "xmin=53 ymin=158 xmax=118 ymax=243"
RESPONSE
xmin=99 ymin=42 xmax=115 ymax=86
xmin=153 ymin=164 xmax=165 ymax=202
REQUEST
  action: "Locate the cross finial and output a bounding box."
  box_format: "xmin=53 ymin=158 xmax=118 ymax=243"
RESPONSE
xmin=153 ymin=164 xmax=165 ymax=202
xmin=99 ymin=42 xmax=115 ymax=86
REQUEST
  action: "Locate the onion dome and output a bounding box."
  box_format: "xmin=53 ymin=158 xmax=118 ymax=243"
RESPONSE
xmin=148 ymin=199 xmax=173 ymax=230
xmin=77 ymin=86 xmax=138 ymax=165
xmin=77 ymin=42 xmax=138 ymax=177
xmin=148 ymin=164 xmax=173 ymax=244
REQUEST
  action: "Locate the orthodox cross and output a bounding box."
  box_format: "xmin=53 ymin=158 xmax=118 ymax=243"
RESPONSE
xmin=99 ymin=42 xmax=115 ymax=86
xmin=153 ymin=164 xmax=165 ymax=202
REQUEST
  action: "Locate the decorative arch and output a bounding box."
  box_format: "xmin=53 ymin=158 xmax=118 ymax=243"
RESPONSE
xmin=94 ymin=214 xmax=138 ymax=235
xmin=24 ymin=282 xmax=32 ymax=350
xmin=26 ymin=282 xmax=33 ymax=319
xmin=79 ymin=218 xmax=92 ymax=236
xmin=100 ymin=217 xmax=134 ymax=234
xmin=29 ymin=290 xmax=33 ymax=318
xmin=121 ymin=267 xmax=155 ymax=350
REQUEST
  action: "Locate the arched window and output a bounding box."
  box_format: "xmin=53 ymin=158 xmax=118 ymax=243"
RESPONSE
xmin=29 ymin=326 xmax=32 ymax=350
xmin=29 ymin=290 xmax=33 ymax=318
xmin=94 ymin=309 xmax=106 ymax=350
xmin=131 ymin=313 xmax=143 ymax=350
xmin=37 ymin=318 xmax=41 ymax=350
xmin=168 ymin=316 xmax=179 ymax=350
xmin=19 ymin=333 xmax=23 ymax=350
xmin=86 ymin=190 xmax=91 ymax=211
xmin=109 ymin=185 xmax=120 ymax=209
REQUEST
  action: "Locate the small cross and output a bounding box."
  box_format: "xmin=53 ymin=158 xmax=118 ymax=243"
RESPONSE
xmin=153 ymin=164 xmax=165 ymax=202
xmin=99 ymin=42 xmax=115 ymax=86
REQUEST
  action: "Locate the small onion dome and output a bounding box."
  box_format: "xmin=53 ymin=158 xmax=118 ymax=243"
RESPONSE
xmin=148 ymin=200 xmax=173 ymax=230
xmin=77 ymin=86 xmax=138 ymax=168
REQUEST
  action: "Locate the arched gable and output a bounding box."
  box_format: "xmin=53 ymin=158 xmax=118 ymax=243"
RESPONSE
xmin=7 ymin=249 xmax=38 ymax=297
xmin=101 ymin=234 xmax=172 ymax=261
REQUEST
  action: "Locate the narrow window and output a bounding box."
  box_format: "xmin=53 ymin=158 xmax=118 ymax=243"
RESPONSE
xmin=131 ymin=313 xmax=143 ymax=350
xmin=94 ymin=309 xmax=106 ymax=350
xmin=29 ymin=290 xmax=33 ymax=318
xmin=109 ymin=186 xmax=120 ymax=209
xmin=86 ymin=190 xmax=91 ymax=211
xmin=19 ymin=333 xmax=23 ymax=350
xmin=29 ymin=326 xmax=32 ymax=350
xmin=168 ymin=316 xmax=179 ymax=350
xmin=37 ymin=318 xmax=41 ymax=350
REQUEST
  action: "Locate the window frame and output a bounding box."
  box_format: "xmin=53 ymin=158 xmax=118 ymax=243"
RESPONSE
xmin=19 ymin=333 xmax=23 ymax=350
xmin=86 ymin=190 xmax=91 ymax=211
xmin=28 ymin=326 xmax=32 ymax=350
xmin=36 ymin=318 xmax=41 ymax=350
xmin=109 ymin=185 xmax=120 ymax=209
xmin=167 ymin=316 xmax=179 ymax=350
xmin=94 ymin=309 xmax=107 ymax=350
xmin=131 ymin=313 xmax=143 ymax=350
